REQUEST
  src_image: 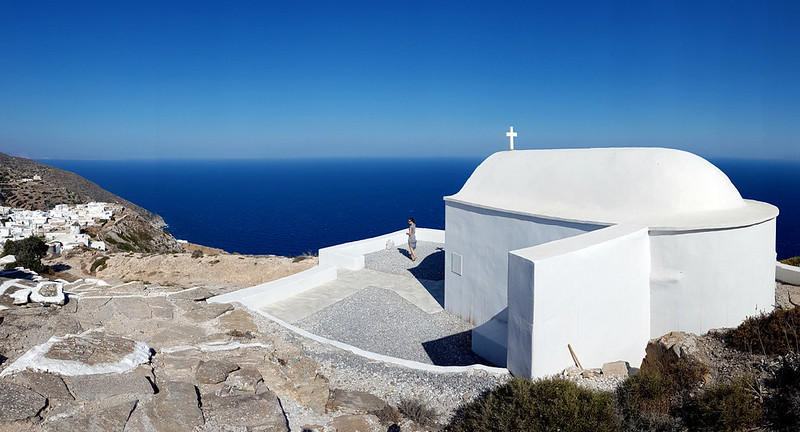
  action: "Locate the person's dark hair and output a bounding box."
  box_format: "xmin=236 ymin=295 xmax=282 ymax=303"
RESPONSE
xmin=408 ymin=217 xmax=415 ymax=224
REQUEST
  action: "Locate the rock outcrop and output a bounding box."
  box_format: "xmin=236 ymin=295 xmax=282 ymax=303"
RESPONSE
xmin=640 ymin=331 xmax=712 ymax=386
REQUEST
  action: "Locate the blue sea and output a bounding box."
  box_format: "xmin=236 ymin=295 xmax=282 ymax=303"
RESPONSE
xmin=40 ymin=158 xmax=800 ymax=260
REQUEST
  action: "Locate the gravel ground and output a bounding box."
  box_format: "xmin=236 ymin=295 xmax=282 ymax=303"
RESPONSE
xmin=364 ymin=241 xmax=444 ymax=281
xmin=251 ymin=311 xmax=512 ymax=426
xmin=295 ymin=286 xmax=490 ymax=366
xmin=313 ymin=350 xmax=509 ymax=424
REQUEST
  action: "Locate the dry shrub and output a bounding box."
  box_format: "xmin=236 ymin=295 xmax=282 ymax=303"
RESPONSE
xmin=398 ymin=398 xmax=439 ymax=428
xmin=447 ymin=377 xmax=618 ymax=432
xmin=292 ymin=251 xmax=317 ymax=263
xmin=639 ymin=349 xmax=710 ymax=393
xmin=371 ymin=404 xmax=401 ymax=425
xmin=764 ymin=353 xmax=800 ymax=430
xmin=616 ymin=355 xmax=710 ymax=431
xmin=663 ymin=354 xmax=711 ymax=390
xmin=615 ymin=369 xmax=677 ymax=431
xmin=681 ymin=376 xmax=763 ymax=431
xmin=727 ymin=307 xmax=800 ymax=355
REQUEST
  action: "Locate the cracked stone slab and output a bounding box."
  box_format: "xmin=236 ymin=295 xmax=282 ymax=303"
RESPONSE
xmin=201 ymin=389 xmax=288 ymax=431
xmin=219 ymin=309 xmax=258 ymax=334
xmin=0 ymin=380 xmax=47 ymax=422
xmin=196 ymin=360 xmax=239 ymax=384
xmin=168 ymin=288 xmax=213 ymax=301
xmin=46 ymin=332 xmax=137 ymax=365
xmin=330 ymin=414 xmax=378 ymax=432
xmin=1 ymin=330 xmax=151 ymax=377
xmin=146 ymin=296 xmax=174 ymax=319
xmin=224 ymin=367 xmax=264 ymax=393
xmin=9 ymin=371 xmax=74 ymax=401
xmin=181 ymin=302 xmax=233 ymax=322
xmin=61 ymin=295 xmax=78 ymax=313
xmin=109 ymin=297 xmax=152 ymax=320
xmin=65 ymin=372 xmax=155 ymax=401
xmin=126 ymin=381 xmax=204 ymax=432
xmin=151 ymin=352 xmax=200 ymax=383
xmin=327 ymin=389 xmax=389 ymax=414
xmin=40 ymin=397 xmax=138 ymax=432
xmin=147 ymin=325 xmax=208 ymax=349
xmin=75 ymin=297 xmax=110 ymax=312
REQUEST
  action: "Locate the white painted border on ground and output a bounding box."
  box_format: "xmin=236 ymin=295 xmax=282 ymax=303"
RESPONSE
xmin=1 ymin=330 xmax=151 ymax=377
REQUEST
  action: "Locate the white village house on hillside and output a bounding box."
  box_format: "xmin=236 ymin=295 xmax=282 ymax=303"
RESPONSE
xmin=1 ymin=202 xmax=113 ymax=251
xmin=444 ymin=148 xmax=778 ymax=377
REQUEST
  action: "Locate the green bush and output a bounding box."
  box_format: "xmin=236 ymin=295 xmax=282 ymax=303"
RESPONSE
xmin=727 ymin=307 xmax=800 ymax=355
xmin=682 ymin=376 xmax=762 ymax=431
xmin=2 ymin=236 xmax=48 ymax=272
xmin=447 ymin=377 xmax=619 ymax=432
xmin=117 ymin=242 xmax=134 ymax=252
xmin=90 ymin=256 xmax=109 ymax=273
xmin=781 ymin=256 xmax=800 ymax=267
xmin=615 ymin=370 xmax=675 ymax=429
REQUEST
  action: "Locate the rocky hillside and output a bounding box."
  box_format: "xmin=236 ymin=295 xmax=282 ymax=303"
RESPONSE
xmin=0 ymin=152 xmax=183 ymax=253
xmin=0 ymin=152 xmax=163 ymax=226
xmin=84 ymin=205 xmax=184 ymax=254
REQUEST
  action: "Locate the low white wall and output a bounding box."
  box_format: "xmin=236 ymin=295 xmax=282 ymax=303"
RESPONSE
xmin=209 ymin=265 xmax=338 ymax=307
xmin=319 ymin=228 xmax=444 ymax=270
xmin=213 ymin=228 xmax=445 ymax=309
xmin=777 ymin=262 xmax=800 ymax=286
xmin=649 ymin=219 xmax=776 ymax=337
xmin=506 ymin=224 xmax=652 ymax=378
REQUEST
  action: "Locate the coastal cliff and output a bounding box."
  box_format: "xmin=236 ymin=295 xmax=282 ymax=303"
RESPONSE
xmin=0 ymin=153 xmax=181 ymax=253
xmin=0 ymin=152 xmax=163 ymax=226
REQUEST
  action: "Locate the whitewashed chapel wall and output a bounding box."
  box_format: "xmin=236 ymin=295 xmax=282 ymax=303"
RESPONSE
xmin=505 ymin=225 xmax=651 ymax=378
xmin=648 ymin=219 xmax=776 ymax=338
xmin=443 ymin=201 xmax=605 ymax=327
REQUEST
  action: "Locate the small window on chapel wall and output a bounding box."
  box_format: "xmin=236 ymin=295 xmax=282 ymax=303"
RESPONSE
xmin=451 ymin=253 xmax=462 ymax=276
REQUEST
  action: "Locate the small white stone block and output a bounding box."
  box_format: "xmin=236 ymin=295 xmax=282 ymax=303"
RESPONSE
xmin=11 ymin=288 xmax=31 ymax=305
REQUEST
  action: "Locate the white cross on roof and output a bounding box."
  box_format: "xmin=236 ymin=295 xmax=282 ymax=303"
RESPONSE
xmin=506 ymin=126 xmax=517 ymax=150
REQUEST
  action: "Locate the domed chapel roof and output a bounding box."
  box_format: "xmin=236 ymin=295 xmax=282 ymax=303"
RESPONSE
xmin=444 ymin=148 xmax=778 ymax=230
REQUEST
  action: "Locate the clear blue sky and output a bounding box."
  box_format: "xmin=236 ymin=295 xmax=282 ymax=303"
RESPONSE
xmin=1 ymin=1 xmax=798 ymax=160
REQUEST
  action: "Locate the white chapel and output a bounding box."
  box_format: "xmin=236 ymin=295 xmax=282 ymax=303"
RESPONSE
xmin=443 ymin=147 xmax=778 ymax=378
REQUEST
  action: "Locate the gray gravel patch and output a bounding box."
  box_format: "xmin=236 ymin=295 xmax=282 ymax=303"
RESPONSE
xmin=295 ymin=286 xmax=491 ymax=367
xmin=364 ymin=241 xmax=444 ymax=280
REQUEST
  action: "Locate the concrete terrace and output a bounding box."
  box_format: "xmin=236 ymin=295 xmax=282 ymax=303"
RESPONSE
xmin=210 ymin=229 xmax=499 ymax=369
xmin=261 ymin=267 xmax=444 ymax=323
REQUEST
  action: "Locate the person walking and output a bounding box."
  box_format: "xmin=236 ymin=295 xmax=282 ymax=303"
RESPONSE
xmin=407 ymin=217 xmax=417 ymax=261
